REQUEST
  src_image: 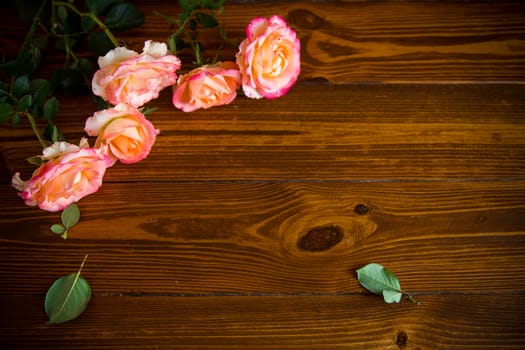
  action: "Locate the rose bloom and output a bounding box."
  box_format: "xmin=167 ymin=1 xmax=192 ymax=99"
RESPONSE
xmin=11 ymin=138 xmax=113 ymax=212
xmin=85 ymin=103 xmax=159 ymax=164
xmin=92 ymin=40 xmax=181 ymax=107
xmin=172 ymin=61 xmax=241 ymax=112
xmin=236 ymin=15 xmax=301 ymax=99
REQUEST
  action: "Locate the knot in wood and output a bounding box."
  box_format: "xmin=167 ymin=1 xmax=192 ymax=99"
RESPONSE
xmin=396 ymin=330 xmax=408 ymax=349
xmin=298 ymin=224 xmax=344 ymax=252
xmin=288 ymin=9 xmax=324 ymax=29
xmin=354 ymin=204 xmax=370 ymax=215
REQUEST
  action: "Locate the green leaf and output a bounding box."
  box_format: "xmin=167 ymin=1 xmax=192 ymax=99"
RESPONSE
xmin=383 ymin=289 xmax=403 ymax=304
xmin=43 ymin=97 xmax=59 ymax=120
xmin=13 ymin=75 xmax=30 ymax=96
xmin=45 ymin=255 xmax=91 ymax=324
xmin=178 ymin=0 xmax=195 ymax=12
xmin=209 ymin=0 xmax=225 ymax=9
xmin=61 ymin=203 xmax=80 ymax=229
xmin=85 ymin=0 xmax=122 ymax=16
xmin=12 ymin=112 xmax=20 ymax=127
xmin=356 ymin=263 xmax=403 ymax=304
xmin=0 ymin=52 xmax=33 ymax=76
xmin=92 ymin=95 xmax=111 ymax=110
xmin=196 ymin=12 xmax=218 ymax=28
xmin=32 ymin=36 xmax=48 ymax=50
xmin=87 ymin=31 xmax=115 ymax=56
xmin=72 ymin=58 xmax=94 ymax=75
xmin=52 ymin=68 xmax=86 ymax=96
xmin=0 ymin=80 xmax=8 ymax=95
xmin=141 ymin=107 xmax=157 ymax=116
xmin=57 ymin=5 xmax=68 ymax=24
xmin=50 ymin=224 xmax=66 ymax=235
xmin=44 ymin=123 xmax=66 ymax=143
xmin=0 ymin=103 xmax=14 ymax=123
xmin=16 ymin=94 xmax=32 ymax=111
xmin=27 ymin=155 xmax=44 ymax=166
xmin=55 ymin=37 xmax=79 ymax=52
xmin=56 ymin=7 xmax=82 ymax=36
xmin=168 ymin=35 xmax=177 ymax=54
xmin=81 ymin=16 xmax=96 ymax=32
xmin=14 ymin=0 xmax=43 ymax=24
xmin=168 ymin=35 xmax=187 ymax=55
xmin=31 ymin=79 xmax=52 ymax=106
xmin=104 ymin=3 xmax=145 ymax=32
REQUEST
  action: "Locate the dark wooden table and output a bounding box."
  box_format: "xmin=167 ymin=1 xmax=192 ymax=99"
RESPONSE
xmin=1 ymin=1 xmax=525 ymax=349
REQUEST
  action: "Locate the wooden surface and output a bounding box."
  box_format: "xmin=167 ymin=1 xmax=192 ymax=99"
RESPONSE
xmin=1 ymin=1 xmax=525 ymax=349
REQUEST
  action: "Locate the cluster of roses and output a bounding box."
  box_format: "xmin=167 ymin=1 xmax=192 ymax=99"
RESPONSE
xmin=12 ymin=16 xmax=301 ymax=213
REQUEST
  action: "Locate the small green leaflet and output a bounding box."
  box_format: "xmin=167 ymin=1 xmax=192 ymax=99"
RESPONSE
xmin=45 ymin=255 xmax=91 ymax=324
xmin=356 ymin=263 xmax=403 ymax=303
xmin=50 ymin=203 xmax=80 ymax=239
xmin=43 ymin=97 xmax=58 ymax=120
xmin=62 ymin=203 xmax=80 ymax=228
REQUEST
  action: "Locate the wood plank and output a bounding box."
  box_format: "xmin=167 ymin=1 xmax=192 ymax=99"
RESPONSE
xmin=1 ymin=181 xmax=524 ymax=294
xmin=2 ymin=84 xmax=525 ymax=181
xmin=1 ymin=294 xmax=524 ymax=349
xmin=1 ymin=2 xmax=524 ymax=83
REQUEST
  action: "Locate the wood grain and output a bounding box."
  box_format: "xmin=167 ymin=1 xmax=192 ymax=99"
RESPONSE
xmin=2 ymin=84 xmax=525 ymax=181
xmin=1 ymin=181 xmax=523 ymax=294
xmin=1 ymin=294 xmax=524 ymax=349
xmin=1 ymin=2 xmax=524 ymax=83
xmin=1 ymin=1 xmax=525 ymax=349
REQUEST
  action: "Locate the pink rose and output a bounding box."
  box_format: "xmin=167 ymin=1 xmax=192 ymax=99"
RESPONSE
xmin=85 ymin=103 xmax=159 ymax=164
xmin=92 ymin=40 xmax=181 ymax=107
xmin=236 ymin=15 xmax=301 ymax=99
xmin=172 ymin=62 xmax=241 ymax=112
xmin=11 ymin=138 xmax=113 ymax=212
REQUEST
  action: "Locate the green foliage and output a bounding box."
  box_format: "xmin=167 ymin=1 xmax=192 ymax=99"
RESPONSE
xmin=26 ymin=155 xmax=44 ymax=166
xmin=45 ymin=255 xmax=91 ymax=324
xmin=31 ymin=79 xmax=52 ymax=106
xmin=104 ymin=3 xmax=145 ymax=32
xmin=168 ymin=35 xmax=188 ymax=55
xmin=17 ymin=94 xmax=32 ymax=111
xmin=44 ymin=123 xmax=65 ymax=143
xmin=157 ymin=0 xmax=232 ymax=66
xmin=0 ymin=104 xmax=14 ymax=123
xmin=13 ymin=75 xmax=30 ymax=97
xmin=88 ymin=31 xmax=116 ymax=57
xmin=73 ymin=58 xmax=95 ymax=76
xmin=62 ymin=203 xmax=81 ymax=229
xmin=52 ymin=68 xmax=87 ymax=96
xmin=85 ymin=0 xmax=123 ymax=16
xmin=141 ymin=107 xmax=158 ymax=116
xmin=0 ymin=52 xmax=32 ymax=76
xmin=50 ymin=224 xmax=66 ymax=235
xmin=50 ymin=204 xmax=80 ymax=239
xmin=80 ymin=16 xmax=97 ymax=32
xmin=14 ymin=0 xmax=43 ymax=24
xmin=0 ymin=0 xmax=146 ymax=149
xmin=196 ymin=12 xmax=218 ymax=28
xmin=43 ymin=97 xmax=59 ymax=120
xmin=12 ymin=113 xmax=21 ymax=127
xmin=356 ymin=263 xmax=404 ymax=304
xmin=178 ymin=0 xmax=195 ymax=12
